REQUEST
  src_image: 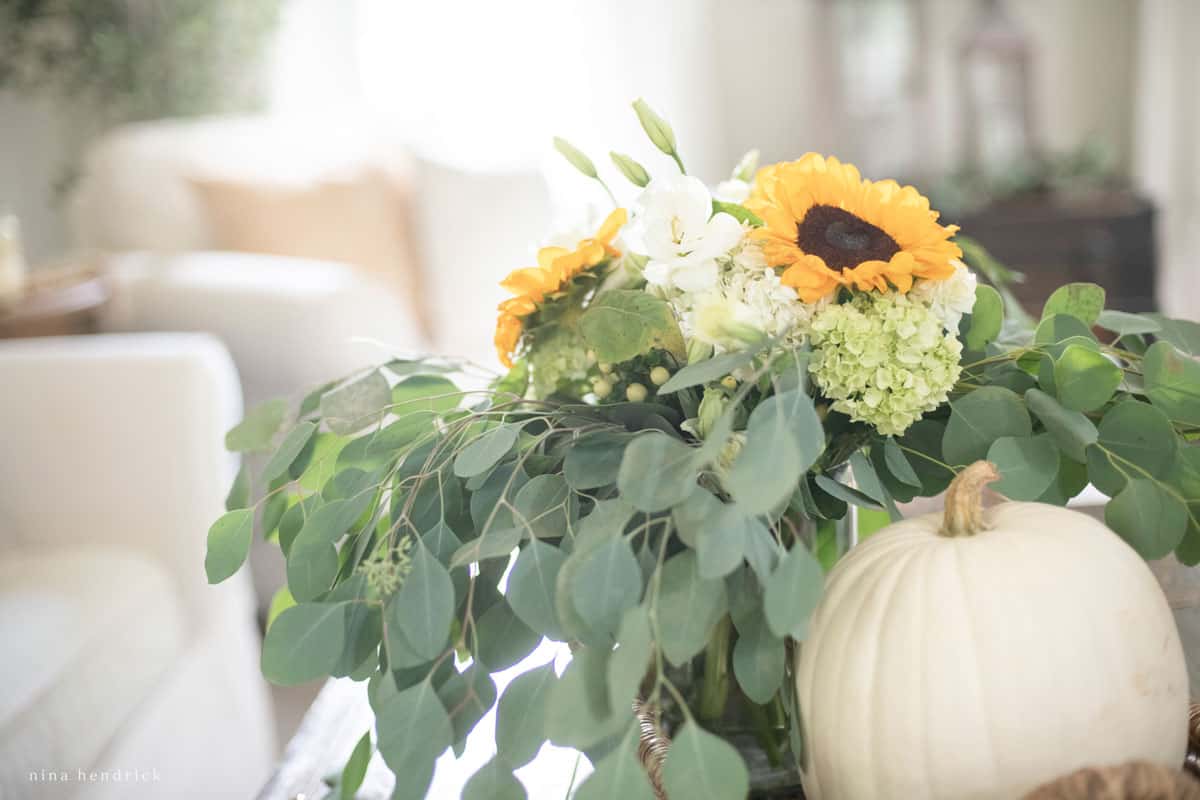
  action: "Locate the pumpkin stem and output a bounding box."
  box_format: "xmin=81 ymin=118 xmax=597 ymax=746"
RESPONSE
xmin=940 ymin=460 xmax=1001 ymax=538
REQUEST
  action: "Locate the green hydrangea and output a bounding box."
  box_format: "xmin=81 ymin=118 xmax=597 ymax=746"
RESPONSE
xmin=808 ymin=292 xmax=962 ymax=436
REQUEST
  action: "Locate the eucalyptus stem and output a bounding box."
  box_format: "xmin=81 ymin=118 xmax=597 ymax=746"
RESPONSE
xmin=698 ymin=615 xmax=732 ymax=720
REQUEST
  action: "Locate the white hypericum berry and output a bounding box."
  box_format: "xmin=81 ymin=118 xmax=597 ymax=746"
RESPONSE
xmin=593 ymin=378 xmax=613 ymax=399
xmin=650 ymin=366 xmax=671 ymax=386
xmin=626 ymin=383 xmax=648 ymax=403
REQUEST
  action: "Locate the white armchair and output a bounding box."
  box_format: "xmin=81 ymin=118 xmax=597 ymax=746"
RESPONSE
xmin=0 ymin=333 xmax=275 ymax=799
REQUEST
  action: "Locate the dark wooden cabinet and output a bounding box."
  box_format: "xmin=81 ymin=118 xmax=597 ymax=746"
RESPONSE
xmin=951 ymin=193 xmax=1156 ymax=313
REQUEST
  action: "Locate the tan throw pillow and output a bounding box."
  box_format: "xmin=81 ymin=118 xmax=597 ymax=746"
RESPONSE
xmin=190 ymin=169 xmax=432 ymax=338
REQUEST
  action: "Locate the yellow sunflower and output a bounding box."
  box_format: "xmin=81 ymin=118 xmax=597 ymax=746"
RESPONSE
xmin=745 ymin=154 xmax=960 ymax=302
xmin=494 ymin=208 xmax=627 ymax=367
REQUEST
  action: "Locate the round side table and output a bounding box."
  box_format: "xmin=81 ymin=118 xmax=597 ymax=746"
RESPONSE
xmin=0 ymin=267 xmax=110 ymax=339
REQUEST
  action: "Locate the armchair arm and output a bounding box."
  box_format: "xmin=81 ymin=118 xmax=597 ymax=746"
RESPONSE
xmin=0 ymin=332 xmax=245 ymax=626
xmin=100 ymin=250 xmax=429 ymax=407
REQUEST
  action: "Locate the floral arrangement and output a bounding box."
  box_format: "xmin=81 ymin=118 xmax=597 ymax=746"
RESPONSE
xmin=207 ymin=100 xmax=1200 ymax=799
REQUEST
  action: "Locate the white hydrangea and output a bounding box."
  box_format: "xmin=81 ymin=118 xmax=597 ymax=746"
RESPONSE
xmin=672 ymin=241 xmax=827 ymax=351
xmin=808 ymin=292 xmax=963 ymax=436
xmin=909 ymin=259 xmax=978 ymax=331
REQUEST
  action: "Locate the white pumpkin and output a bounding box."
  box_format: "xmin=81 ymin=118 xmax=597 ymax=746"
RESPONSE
xmin=796 ymin=461 xmax=1188 ymax=800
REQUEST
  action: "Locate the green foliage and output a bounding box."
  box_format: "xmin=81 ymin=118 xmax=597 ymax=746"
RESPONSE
xmin=1145 ymin=342 xmax=1200 ymax=425
xmin=205 ymin=509 xmax=253 ymax=583
xmin=662 ymin=722 xmax=750 ymax=800
xmin=225 ymin=398 xmax=287 ymax=452
xmin=943 ymin=387 xmax=1031 ymax=466
xmin=0 ymin=0 xmax=282 ymax=126
xmin=462 ymin=757 xmax=526 ymax=800
xmin=964 ymin=285 xmax=1004 ymax=351
xmin=1041 ymin=283 xmax=1106 ymax=325
xmin=210 ymin=272 xmax=1200 ymax=795
xmin=579 ymin=290 xmax=687 ymax=364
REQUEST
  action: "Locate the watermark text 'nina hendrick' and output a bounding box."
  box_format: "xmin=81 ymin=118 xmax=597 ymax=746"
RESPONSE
xmin=28 ymin=767 xmax=161 ymax=784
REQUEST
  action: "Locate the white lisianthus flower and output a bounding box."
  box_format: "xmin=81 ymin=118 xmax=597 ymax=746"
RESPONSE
xmin=636 ymin=175 xmax=744 ymax=293
xmin=909 ymin=259 xmax=978 ymax=331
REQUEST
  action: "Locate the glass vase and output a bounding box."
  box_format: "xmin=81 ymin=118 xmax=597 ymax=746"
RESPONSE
xmin=652 ymin=507 xmax=854 ymax=798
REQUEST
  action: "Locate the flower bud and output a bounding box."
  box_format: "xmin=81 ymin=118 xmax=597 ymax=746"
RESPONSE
xmin=625 ymin=383 xmax=648 ymax=403
xmin=650 ymin=366 xmax=671 ymax=386
xmin=720 ymin=376 xmax=738 ymax=390
xmin=687 ymin=338 xmax=713 ymax=365
xmin=610 ymin=151 xmax=650 ymax=187
xmin=696 ymin=388 xmax=727 ymax=439
xmin=553 ymin=137 xmax=598 ymax=178
xmin=632 ymin=98 xmax=677 ymax=156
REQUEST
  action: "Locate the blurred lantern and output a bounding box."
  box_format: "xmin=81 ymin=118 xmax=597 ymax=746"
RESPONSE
xmin=959 ymin=0 xmax=1037 ymax=173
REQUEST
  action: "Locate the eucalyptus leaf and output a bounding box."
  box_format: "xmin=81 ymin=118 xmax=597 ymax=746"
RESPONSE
xmin=608 ymin=606 xmax=653 ymax=712
xmin=1034 ymin=314 xmax=1095 ymax=346
xmin=513 ymin=473 xmax=573 ymax=538
xmin=965 ymin=284 xmax=1004 ymax=351
xmin=260 ymin=421 xmax=318 ymax=483
xmin=454 ymin=424 xmax=519 ymax=478
xmin=507 ymin=539 xmax=567 ymax=640
xmin=693 ymin=502 xmax=757 ymax=579
xmin=1097 ymin=309 xmax=1161 ymax=336
xmin=617 ymin=432 xmax=698 ymax=512
xmin=564 ymin=431 xmax=631 ymax=490
xmin=883 ymin=437 xmax=922 ymax=488
xmin=321 ymin=370 xmax=392 ymax=436
xmin=495 ymin=662 xmax=557 ymax=767
xmin=1041 ymin=282 xmax=1105 ymax=325
xmin=450 ymin=527 xmax=522 ymax=569
xmin=575 ymin=724 xmax=657 ymax=800
xmin=436 ymin=663 xmax=497 ymax=750
xmin=732 ymin=611 xmax=786 ymax=704
xmin=1087 ymin=400 xmax=1179 ymax=496
xmin=339 ymin=731 xmax=372 ymax=800
xmin=225 ymin=398 xmax=287 ymax=452
xmin=1054 ymin=344 xmax=1122 ymax=411
xmin=661 ymin=721 xmax=750 ymax=800
xmin=987 ymin=436 xmax=1059 ymax=500
xmin=462 ymin=757 xmax=526 ymax=800
xmin=813 ymin=475 xmax=883 ymax=511
xmin=1106 ymin=478 xmax=1188 ymax=560
xmin=205 ymin=508 xmax=254 ymax=584
xmin=390 ymin=542 xmax=455 ymax=660
xmin=656 ymin=345 xmax=765 ymax=394
xmin=571 ymin=537 xmax=643 ymax=639
xmin=656 ymin=551 xmax=727 ymax=666
xmin=261 ymin=602 xmax=347 ymax=685
xmin=1025 ymin=387 xmax=1098 ymax=463
xmin=376 ymin=680 xmax=452 ymax=800
xmin=1144 ymin=341 xmax=1200 ymax=425
xmin=943 ymin=387 xmax=1031 ymax=466
xmin=475 ymin=599 xmax=541 ymax=672
xmin=763 ymin=545 xmax=823 ymax=640
xmin=1148 ymin=314 xmax=1200 ymax=356
xmin=225 ymin=463 xmax=249 ymax=511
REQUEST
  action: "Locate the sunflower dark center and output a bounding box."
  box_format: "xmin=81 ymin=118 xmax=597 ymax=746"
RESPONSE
xmin=796 ymin=204 xmax=900 ymax=269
